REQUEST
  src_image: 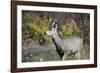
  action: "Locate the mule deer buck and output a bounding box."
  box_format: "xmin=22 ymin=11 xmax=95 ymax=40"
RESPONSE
xmin=45 ymin=19 xmax=83 ymax=60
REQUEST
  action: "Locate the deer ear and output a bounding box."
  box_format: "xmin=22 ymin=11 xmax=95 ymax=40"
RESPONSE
xmin=54 ymin=19 xmax=58 ymax=28
xmin=48 ymin=17 xmax=53 ymax=22
xmin=55 ymin=19 xmax=58 ymax=22
xmin=54 ymin=23 xmax=58 ymax=29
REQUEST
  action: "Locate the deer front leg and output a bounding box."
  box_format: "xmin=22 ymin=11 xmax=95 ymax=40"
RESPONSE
xmin=75 ymin=50 xmax=81 ymax=60
xmin=62 ymin=52 xmax=68 ymax=61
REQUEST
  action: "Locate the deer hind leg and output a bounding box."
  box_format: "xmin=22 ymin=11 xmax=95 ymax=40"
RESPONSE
xmin=62 ymin=52 xmax=68 ymax=61
xmin=75 ymin=50 xmax=81 ymax=60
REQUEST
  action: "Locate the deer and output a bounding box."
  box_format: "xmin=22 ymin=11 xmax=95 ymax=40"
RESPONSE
xmin=44 ymin=18 xmax=83 ymax=60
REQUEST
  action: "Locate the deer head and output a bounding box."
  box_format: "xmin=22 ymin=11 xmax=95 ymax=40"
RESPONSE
xmin=44 ymin=18 xmax=58 ymax=37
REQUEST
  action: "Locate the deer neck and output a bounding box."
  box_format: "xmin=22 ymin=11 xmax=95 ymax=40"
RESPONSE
xmin=52 ymin=32 xmax=64 ymax=59
xmin=52 ymin=32 xmax=62 ymax=44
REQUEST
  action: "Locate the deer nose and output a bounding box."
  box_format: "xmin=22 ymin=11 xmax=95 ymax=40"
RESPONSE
xmin=44 ymin=32 xmax=46 ymax=35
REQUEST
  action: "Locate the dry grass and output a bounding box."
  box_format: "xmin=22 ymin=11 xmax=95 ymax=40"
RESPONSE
xmin=22 ymin=44 xmax=90 ymax=62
